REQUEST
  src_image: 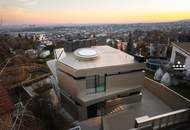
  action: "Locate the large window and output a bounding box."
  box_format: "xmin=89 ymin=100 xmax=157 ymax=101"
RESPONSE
xmin=96 ymin=75 xmax=106 ymax=93
xmin=86 ymin=75 xmax=106 ymax=94
xmin=86 ymin=76 xmax=96 ymax=94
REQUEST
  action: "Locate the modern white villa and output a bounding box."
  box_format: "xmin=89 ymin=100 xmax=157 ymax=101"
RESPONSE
xmin=47 ymin=45 xmax=190 ymax=130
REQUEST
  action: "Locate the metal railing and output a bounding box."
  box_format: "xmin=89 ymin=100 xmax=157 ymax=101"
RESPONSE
xmin=135 ymin=108 xmax=190 ymax=130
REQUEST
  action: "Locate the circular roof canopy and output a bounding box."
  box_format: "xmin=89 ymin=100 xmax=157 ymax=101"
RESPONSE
xmin=78 ymin=49 xmax=97 ymax=56
xmin=74 ymin=48 xmax=98 ymax=60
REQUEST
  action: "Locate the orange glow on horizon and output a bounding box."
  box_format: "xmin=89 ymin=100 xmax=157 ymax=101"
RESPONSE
xmin=5 ymin=11 xmax=189 ymax=24
xmin=1 ymin=0 xmax=190 ymax=25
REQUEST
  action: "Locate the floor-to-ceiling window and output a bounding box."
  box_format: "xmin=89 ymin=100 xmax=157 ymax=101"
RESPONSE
xmin=96 ymin=75 xmax=106 ymax=93
xmin=86 ymin=75 xmax=106 ymax=94
xmin=86 ymin=76 xmax=96 ymax=94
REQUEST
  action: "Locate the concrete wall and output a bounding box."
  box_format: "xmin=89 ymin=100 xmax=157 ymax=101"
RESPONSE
xmin=144 ymin=77 xmax=190 ymax=110
xmin=75 ymin=63 xmax=145 ymax=77
xmin=170 ymin=46 xmax=190 ymax=75
xmin=106 ymin=71 xmax=144 ymax=91
xmin=78 ymin=105 xmax=88 ymax=120
xmin=57 ymin=70 xmax=86 ymax=98
xmin=58 ymin=60 xmax=145 ymax=78
xmin=61 ymin=93 xmax=88 ymax=120
xmin=105 ymin=94 xmax=142 ymax=114
xmin=58 ymin=70 xmax=144 ymax=99
xmin=61 ymin=93 xmax=79 ymax=120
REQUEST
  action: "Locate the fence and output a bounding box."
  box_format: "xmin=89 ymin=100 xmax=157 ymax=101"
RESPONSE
xmin=135 ymin=108 xmax=190 ymax=130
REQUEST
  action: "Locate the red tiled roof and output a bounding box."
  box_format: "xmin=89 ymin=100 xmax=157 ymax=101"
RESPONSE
xmin=0 ymin=86 xmax=15 ymax=115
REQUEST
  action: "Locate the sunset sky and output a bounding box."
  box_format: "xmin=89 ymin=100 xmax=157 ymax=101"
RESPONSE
xmin=0 ymin=0 xmax=190 ymax=25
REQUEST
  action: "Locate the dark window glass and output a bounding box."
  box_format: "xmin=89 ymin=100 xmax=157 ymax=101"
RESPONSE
xmin=86 ymin=76 xmax=95 ymax=94
xmin=86 ymin=75 xmax=106 ymax=94
xmin=174 ymin=52 xmax=186 ymax=65
xmin=96 ymin=75 xmax=106 ymax=93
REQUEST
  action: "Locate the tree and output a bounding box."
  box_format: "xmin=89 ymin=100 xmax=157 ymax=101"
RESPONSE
xmin=127 ymin=33 xmax=133 ymax=54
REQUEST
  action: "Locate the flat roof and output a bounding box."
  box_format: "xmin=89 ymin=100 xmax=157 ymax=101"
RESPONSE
xmin=173 ymin=42 xmax=190 ymax=55
xmin=57 ymin=46 xmax=145 ymax=77
xmin=59 ymin=46 xmax=137 ymax=70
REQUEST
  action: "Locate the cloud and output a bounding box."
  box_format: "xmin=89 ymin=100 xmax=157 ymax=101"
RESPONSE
xmin=18 ymin=0 xmax=39 ymax=6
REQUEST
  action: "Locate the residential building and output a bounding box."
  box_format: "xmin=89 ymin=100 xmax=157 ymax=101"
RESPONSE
xmin=170 ymin=42 xmax=190 ymax=76
xmin=48 ymin=45 xmax=145 ymax=121
xmin=77 ymin=77 xmax=190 ymax=130
xmin=47 ymin=45 xmax=190 ymax=130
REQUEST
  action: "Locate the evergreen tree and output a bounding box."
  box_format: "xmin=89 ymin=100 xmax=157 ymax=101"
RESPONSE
xmin=127 ymin=33 xmax=133 ymax=54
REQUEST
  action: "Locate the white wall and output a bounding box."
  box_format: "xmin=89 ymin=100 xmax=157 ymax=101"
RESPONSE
xmin=57 ymin=71 xmax=86 ymax=98
xmin=58 ymin=70 xmax=144 ymax=100
xmin=106 ymin=71 xmax=144 ymax=90
xmin=170 ymin=46 xmax=190 ymax=75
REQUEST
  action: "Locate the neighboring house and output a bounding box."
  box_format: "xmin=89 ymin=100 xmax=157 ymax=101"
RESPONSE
xmin=170 ymin=42 xmax=190 ymax=76
xmin=39 ymin=50 xmax=51 ymax=58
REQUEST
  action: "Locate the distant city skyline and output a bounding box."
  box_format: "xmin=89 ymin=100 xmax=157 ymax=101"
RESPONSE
xmin=0 ymin=0 xmax=190 ymax=25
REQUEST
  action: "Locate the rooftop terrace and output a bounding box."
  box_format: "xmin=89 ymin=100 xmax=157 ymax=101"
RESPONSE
xmin=79 ymin=88 xmax=172 ymax=130
xmin=103 ymin=88 xmax=172 ymax=130
xmin=78 ymin=78 xmax=190 ymax=130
